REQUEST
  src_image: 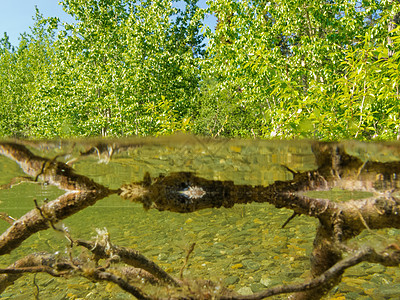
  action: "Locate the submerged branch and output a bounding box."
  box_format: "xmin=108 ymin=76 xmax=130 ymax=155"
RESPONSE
xmin=1 ymin=140 xmax=400 ymax=299
xmin=86 ymin=269 xmax=151 ymax=300
xmin=119 ymin=171 xmax=334 ymax=214
xmin=0 ymin=191 xmax=111 ymax=255
xmin=76 ymin=239 xmax=180 ymax=287
xmin=119 ymin=143 xmax=400 ymax=235
xmin=116 ymin=142 xmax=400 ymax=299
xmin=0 ymin=176 xmax=36 ymax=190
xmin=2 ymin=237 xmax=399 ymax=300
xmin=0 ymin=143 xmax=117 ymax=255
xmin=0 ymin=266 xmax=63 ymax=276
xmin=221 ymin=246 xmax=400 ymax=300
xmin=0 ymin=213 xmax=15 ymax=225
xmin=0 ymin=251 xmax=151 ymax=300
xmin=0 ymin=252 xmax=64 ymax=294
xmin=0 ymin=142 xmax=108 ymax=192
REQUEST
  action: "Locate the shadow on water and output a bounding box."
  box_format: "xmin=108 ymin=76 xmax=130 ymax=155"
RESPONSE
xmin=0 ymin=135 xmax=400 ymax=299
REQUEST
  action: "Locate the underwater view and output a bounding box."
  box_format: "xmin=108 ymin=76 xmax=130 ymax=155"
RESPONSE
xmin=0 ymin=135 xmax=400 ymax=299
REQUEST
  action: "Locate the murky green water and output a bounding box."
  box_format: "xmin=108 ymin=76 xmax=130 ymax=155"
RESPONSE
xmin=1 ymin=136 xmax=400 ymax=299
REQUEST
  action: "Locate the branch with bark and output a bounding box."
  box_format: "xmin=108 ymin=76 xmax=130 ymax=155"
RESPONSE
xmin=1 ymin=141 xmax=400 ymax=299
xmin=1 ymin=233 xmax=399 ymax=299
xmin=0 ymin=142 xmax=117 ymax=255
xmin=119 ymin=141 xmax=400 ymax=299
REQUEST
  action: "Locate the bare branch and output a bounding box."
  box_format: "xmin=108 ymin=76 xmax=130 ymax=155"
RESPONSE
xmin=75 ymin=239 xmax=181 ymax=287
xmin=0 ymin=252 xmax=63 ymax=294
xmin=220 ymin=246 xmax=400 ymax=300
xmin=0 ymin=191 xmax=109 ymax=255
xmin=0 ymin=143 xmax=118 ymax=255
xmin=0 ymin=252 xmax=152 ymax=300
xmin=0 ymin=266 xmax=63 ymax=277
xmin=0 ymin=176 xmax=36 ymax=190
xmin=180 ymin=242 xmax=196 ymax=280
xmin=0 ymin=143 xmax=107 ymax=191
xmin=87 ymin=269 xmax=152 ymax=300
xmin=2 ymin=140 xmax=400 ymax=299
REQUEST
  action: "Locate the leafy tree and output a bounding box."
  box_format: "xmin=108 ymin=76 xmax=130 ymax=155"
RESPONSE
xmin=0 ymin=0 xmax=204 ymax=138
xmin=39 ymin=0 xmax=205 ymax=137
xmin=0 ymin=9 xmax=57 ymax=137
xmin=199 ymin=0 xmax=399 ymax=140
xmin=119 ymin=0 xmax=203 ymax=135
xmin=0 ymin=0 xmax=399 ymax=140
xmin=331 ymin=27 xmax=400 ymax=140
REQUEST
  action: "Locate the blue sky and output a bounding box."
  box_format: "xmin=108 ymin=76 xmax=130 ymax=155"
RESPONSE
xmin=0 ymin=0 xmax=216 ymax=46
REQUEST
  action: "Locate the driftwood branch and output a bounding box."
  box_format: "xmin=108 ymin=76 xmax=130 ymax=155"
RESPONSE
xmin=0 ymin=143 xmax=117 ymax=255
xmin=180 ymin=242 xmax=196 ymax=280
xmin=118 ymin=142 xmax=400 ymax=299
xmin=75 ymin=238 xmax=181 ymax=287
xmin=86 ymin=269 xmax=151 ymax=300
xmin=0 ymin=252 xmax=69 ymax=294
xmin=1 ymin=140 xmax=400 ymax=299
xmin=0 ymin=266 xmax=63 ymax=276
xmin=0 ymin=143 xmax=108 ymax=191
xmin=0 ymin=213 xmax=15 ymax=225
xmin=1 ymin=239 xmax=399 ymax=300
xmin=0 ymin=191 xmax=111 ymax=255
xmin=220 ymin=246 xmax=400 ymax=300
xmin=0 ymin=251 xmax=152 ymax=300
xmin=0 ymin=176 xmax=36 ymax=190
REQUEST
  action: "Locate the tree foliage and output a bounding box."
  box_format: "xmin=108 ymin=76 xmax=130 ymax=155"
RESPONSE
xmin=197 ymin=0 xmax=400 ymax=139
xmin=0 ymin=0 xmax=399 ymax=139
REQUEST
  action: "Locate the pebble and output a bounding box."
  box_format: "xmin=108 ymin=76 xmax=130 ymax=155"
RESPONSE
xmin=224 ymin=276 xmax=240 ymax=285
xmin=374 ymin=283 xmax=400 ymax=298
xmin=250 ymin=283 xmax=265 ymax=293
xmin=241 ymin=259 xmax=260 ymax=270
xmin=231 ymin=263 xmax=244 ymax=269
xmin=260 ymin=276 xmax=282 ymax=287
xmin=237 ymin=287 xmax=253 ymax=295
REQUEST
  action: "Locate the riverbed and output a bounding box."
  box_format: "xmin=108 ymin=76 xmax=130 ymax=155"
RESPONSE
xmin=0 ymin=136 xmax=399 ymax=299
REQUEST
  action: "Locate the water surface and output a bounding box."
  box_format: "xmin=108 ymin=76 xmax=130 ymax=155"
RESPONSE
xmin=0 ymin=136 xmax=399 ymax=299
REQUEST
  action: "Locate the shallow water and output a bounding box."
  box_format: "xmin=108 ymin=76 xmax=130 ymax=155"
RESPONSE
xmin=0 ymin=136 xmax=400 ymax=299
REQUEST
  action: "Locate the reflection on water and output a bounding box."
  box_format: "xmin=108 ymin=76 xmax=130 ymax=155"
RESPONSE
xmin=0 ymin=136 xmax=400 ymax=299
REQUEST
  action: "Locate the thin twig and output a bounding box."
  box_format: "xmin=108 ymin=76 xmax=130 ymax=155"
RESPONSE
xmin=0 ymin=212 xmax=15 ymax=225
xmin=33 ymin=274 xmax=40 ymax=300
xmin=353 ymin=205 xmax=387 ymax=241
xmin=281 ymin=212 xmax=298 ymax=229
xmin=180 ymin=242 xmax=196 ymax=279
